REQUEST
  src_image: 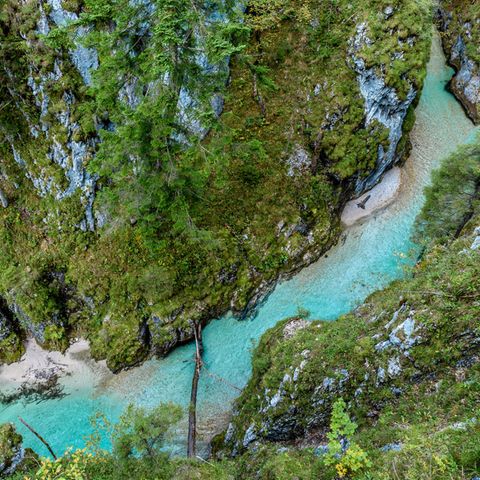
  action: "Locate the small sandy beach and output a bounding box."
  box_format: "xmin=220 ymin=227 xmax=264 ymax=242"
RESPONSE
xmin=0 ymin=338 xmax=111 ymax=391
xmin=341 ymin=167 xmax=402 ymax=227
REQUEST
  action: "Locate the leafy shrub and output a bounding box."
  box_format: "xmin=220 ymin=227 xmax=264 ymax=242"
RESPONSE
xmin=323 ymin=399 xmax=371 ymax=478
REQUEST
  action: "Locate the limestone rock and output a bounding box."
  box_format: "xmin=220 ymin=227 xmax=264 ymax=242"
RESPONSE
xmin=471 ymin=226 xmax=480 ymax=250
xmin=349 ymin=23 xmax=417 ymax=194
xmin=438 ymin=7 xmax=480 ymax=124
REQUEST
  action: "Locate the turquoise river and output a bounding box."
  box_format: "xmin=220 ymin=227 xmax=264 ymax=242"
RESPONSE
xmin=0 ymin=31 xmax=479 ymax=457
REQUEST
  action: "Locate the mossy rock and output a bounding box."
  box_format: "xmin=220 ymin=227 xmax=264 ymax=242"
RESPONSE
xmin=219 ymin=191 xmax=480 ymax=456
xmin=0 ymin=334 xmax=24 ymax=365
xmin=0 ymin=0 xmax=432 ymax=373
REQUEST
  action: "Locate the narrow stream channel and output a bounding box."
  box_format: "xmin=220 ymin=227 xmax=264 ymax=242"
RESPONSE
xmin=0 ymin=30 xmax=478 ymax=457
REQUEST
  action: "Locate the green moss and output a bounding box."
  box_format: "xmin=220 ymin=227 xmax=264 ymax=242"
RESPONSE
xmin=0 ymin=334 xmax=24 ymax=364
xmin=7 ymin=135 xmax=480 ymax=480
xmin=0 ymin=424 xmax=22 ymax=470
xmin=0 ymin=0 xmax=433 ymax=370
xmin=441 ymin=0 xmax=480 ymax=65
xmin=213 ymin=141 xmax=480 ymax=480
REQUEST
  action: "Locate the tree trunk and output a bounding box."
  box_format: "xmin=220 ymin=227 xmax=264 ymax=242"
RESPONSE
xmin=19 ymin=417 xmax=57 ymax=459
xmin=187 ymin=321 xmax=203 ymax=458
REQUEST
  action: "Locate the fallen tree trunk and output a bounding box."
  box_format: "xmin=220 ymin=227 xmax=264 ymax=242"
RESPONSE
xmin=187 ymin=321 xmax=203 ymax=458
xmin=19 ymin=417 xmax=57 ymax=459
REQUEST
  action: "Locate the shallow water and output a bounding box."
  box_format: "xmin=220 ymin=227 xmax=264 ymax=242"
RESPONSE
xmin=1 ymin=32 xmax=479 ymax=457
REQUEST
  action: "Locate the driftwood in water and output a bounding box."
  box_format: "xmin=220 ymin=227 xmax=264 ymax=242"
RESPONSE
xmin=187 ymin=322 xmax=203 ymax=458
xmin=19 ymin=417 xmax=57 ymax=459
xmin=357 ymin=194 xmax=371 ymax=210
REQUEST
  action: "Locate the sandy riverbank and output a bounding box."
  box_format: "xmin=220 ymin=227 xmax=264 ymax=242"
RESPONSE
xmin=341 ymin=166 xmax=402 ymax=227
xmin=0 ymin=338 xmax=111 ymax=391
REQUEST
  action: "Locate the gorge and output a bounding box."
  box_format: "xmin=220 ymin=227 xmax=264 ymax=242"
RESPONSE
xmin=1 ymin=27 xmax=478 ymax=458
xmin=0 ymin=2 xmax=480 ymax=479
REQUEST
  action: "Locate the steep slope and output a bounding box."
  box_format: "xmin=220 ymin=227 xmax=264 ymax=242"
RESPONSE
xmin=0 ymin=0 xmax=432 ymax=370
xmin=439 ymin=0 xmax=480 ymax=123
xmin=212 ymin=141 xmax=480 ymax=478
xmin=2 ymin=113 xmax=479 ymax=480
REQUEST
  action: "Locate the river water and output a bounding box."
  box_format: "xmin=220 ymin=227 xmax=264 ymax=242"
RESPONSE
xmin=0 ymin=31 xmax=478 ymax=457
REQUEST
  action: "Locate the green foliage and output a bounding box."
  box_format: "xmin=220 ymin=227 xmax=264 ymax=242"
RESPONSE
xmin=6 ymin=140 xmax=480 ymax=480
xmin=441 ymin=0 xmax=480 ymax=64
xmin=324 ymin=399 xmax=371 ymax=478
xmin=216 ymin=139 xmax=480 ymax=479
xmin=44 ymin=26 xmax=73 ymax=50
xmin=0 ymin=0 xmax=432 ymax=370
xmin=296 ymin=306 xmax=310 ymax=319
xmin=15 ymin=403 xmax=183 ymax=479
xmin=0 ymin=424 xmax=22 ymax=470
xmin=30 ymin=449 xmax=90 ymax=480
xmin=415 ymin=140 xmax=480 ymax=246
xmin=42 ymin=324 xmax=68 ymax=351
xmin=0 ymin=333 xmax=24 ymax=364
xmin=79 ymin=0 xmax=242 ymax=238
xmin=440 ymin=0 xmax=480 ymax=122
xmin=112 ymin=403 xmax=182 ymax=461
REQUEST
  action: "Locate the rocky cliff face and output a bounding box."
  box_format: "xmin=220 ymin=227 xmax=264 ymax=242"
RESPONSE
xmin=0 ymin=300 xmax=24 ymax=364
xmin=6 ymin=0 xmax=230 ymax=233
xmin=215 ymin=209 xmax=480 ymax=456
xmin=0 ymin=0 xmax=239 ymax=367
xmin=438 ymin=3 xmax=480 ymax=124
xmin=0 ymin=424 xmax=27 ymax=477
xmin=8 ymin=0 xmax=98 ymax=232
xmin=349 ymin=21 xmax=417 ymax=194
xmin=0 ymin=0 xmax=432 ymax=371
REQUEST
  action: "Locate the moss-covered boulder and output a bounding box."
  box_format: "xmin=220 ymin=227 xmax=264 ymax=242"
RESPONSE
xmin=0 ymin=424 xmax=28 ymax=476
